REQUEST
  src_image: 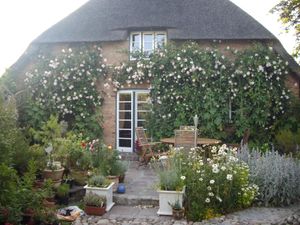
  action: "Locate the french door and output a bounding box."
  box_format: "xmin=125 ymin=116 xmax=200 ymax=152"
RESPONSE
xmin=117 ymin=90 xmax=150 ymax=152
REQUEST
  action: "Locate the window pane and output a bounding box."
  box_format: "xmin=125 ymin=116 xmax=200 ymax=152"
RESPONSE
xmin=137 ymin=93 xmax=150 ymax=102
xmin=143 ymin=34 xmax=153 ymax=55
xmin=137 ymin=120 xmax=145 ymax=127
xmin=119 ymin=111 xmax=131 ymax=119
xmin=119 ymin=102 xmax=131 ymax=110
xmin=138 ymin=103 xmax=150 ymax=111
xmin=119 ymin=120 xmax=131 ymax=129
xmin=119 ymin=93 xmax=131 ymax=101
xmin=138 ymin=111 xmax=148 ymax=120
xmin=131 ymin=34 xmax=141 ymax=52
xmin=143 ymin=34 xmax=153 ymax=43
xmin=156 ymin=34 xmax=166 ymax=49
xmin=119 ymin=130 xmax=131 ymax=138
xmin=144 ymin=42 xmax=153 ymax=50
xmin=119 ymin=139 xmax=131 ymax=147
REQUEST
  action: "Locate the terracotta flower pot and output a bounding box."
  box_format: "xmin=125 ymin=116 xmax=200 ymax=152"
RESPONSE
xmin=69 ymin=170 xmax=88 ymax=186
xmin=43 ymin=198 xmax=56 ymax=208
xmin=85 ymin=205 xmax=106 ymax=216
xmin=172 ymin=208 xmax=184 ymax=220
xmin=43 ymin=168 xmax=64 ymax=181
xmin=106 ymin=175 xmax=119 ymax=192
xmin=119 ymin=174 xmax=125 ymax=183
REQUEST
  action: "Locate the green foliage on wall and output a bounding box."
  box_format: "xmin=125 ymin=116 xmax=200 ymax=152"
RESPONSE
xmin=23 ymin=44 xmax=107 ymax=138
xmin=112 ymin=42 xmax=291 ymax=142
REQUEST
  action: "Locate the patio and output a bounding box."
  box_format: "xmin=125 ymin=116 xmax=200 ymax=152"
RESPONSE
xmin=113 ymin=160 xmax=159 ymax=206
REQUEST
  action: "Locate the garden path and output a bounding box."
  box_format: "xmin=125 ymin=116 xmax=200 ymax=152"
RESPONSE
xmin=113 ymin=161 xmax=159 ymax=206
xmin=73 ymin=203 xmax=300 ymax=225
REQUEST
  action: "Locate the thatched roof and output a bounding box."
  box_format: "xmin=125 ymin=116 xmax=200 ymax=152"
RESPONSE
xmin=33 ymin=0 xmax=276 ymax=43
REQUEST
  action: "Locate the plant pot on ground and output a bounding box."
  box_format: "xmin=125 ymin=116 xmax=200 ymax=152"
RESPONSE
xmin=56 ymin=183 xmax=70 ymax=205
xmin=151 ymin=154 xmax=186 ymax=216
xmin=84 ymin=193 xmax=106 ymax=216
xmin=69 ymin=170 xmax=88 ymax=186
xmin=42 ymin=179 xmax=56 ymax=208
xmin=84 ymin=175 xmax=115 ymax=211
xmin=169 ymin=199 xmax=185 ymax=220
xmin=43 ymin=162 xmax=64 ymax=182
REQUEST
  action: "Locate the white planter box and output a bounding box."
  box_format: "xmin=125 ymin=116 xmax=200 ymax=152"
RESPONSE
xmin=84 ymin=182 xmax=115 ymax=212
xmin=157 ymin=187 xmax=185 ymax=216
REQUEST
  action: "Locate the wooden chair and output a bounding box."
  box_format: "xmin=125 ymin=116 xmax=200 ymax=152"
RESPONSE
xmin=227 ymin=128 xmax=250 ymax=149
xmin=135 ymin=127 xmax=161 ymax=165
xmin=180 ymin=126 xmax=196 ymax=131
xmin=174 ymin=129 xmax=197 ymax=151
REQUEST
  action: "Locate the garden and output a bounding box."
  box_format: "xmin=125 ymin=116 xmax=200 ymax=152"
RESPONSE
xmin=1 ymin=41 xmax=300 ymax=224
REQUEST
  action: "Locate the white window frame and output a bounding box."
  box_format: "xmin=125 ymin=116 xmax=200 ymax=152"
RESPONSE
xmin=130 ymin=31 xmax=167 ymax=60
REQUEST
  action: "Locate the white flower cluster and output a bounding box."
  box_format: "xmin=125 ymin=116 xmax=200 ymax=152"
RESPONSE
xmin=25 ymin=45 xmax=107 ymax=120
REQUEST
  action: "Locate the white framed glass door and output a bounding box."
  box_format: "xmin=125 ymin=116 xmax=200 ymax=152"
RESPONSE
xmin=116 ymin=90 xmax=150 ymax=152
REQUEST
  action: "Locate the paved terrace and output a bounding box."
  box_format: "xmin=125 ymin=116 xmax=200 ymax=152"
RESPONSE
xmin=73 ymin=159 xmax=300 ymax=225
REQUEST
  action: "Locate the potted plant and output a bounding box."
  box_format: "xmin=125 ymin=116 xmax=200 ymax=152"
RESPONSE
xmin=152 ymin=155 xmax=186 ymax=216
xmin=84 ymin=175 xmax=115 ymax=211
xmin=56 ymin=183 xmax=70 ymax=205
xmin=118 ymin=161 xmax=129 ymax=183
xmin=169 ymin=199 xmax=185 ymax=220
xmin=92 ymin=144 xmax=122 ymax=192
xmin=83 ymin=193 xmax=106 ymax=216
xmin=34 ymin=209 xmax=60 ymax=225
xmin=30 ymin=116 xmax=65 ymax=184
xmin=42 ymin=179 xmax=56 ymax=208
xmin=42 ymin=144 xmax=65 ymax=184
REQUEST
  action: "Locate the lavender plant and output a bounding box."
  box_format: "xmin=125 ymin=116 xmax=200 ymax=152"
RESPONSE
xmin=238 ymin=145 xmax=300 ymax=206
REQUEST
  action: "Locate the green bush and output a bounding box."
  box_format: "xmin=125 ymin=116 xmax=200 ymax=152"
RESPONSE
xmin=84 ymin=193 xmax=106 ymax=207
xmin=275 ymin=128 xmax=300 ymax=154
xmin=238 ymin=146 xmax=300 ymax=206
xmin=182 ymin=145 xmax=258 ymax=221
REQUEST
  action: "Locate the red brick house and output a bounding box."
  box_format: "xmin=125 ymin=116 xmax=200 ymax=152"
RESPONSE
xmin=10 ymin=0 xmax=300 ymax=152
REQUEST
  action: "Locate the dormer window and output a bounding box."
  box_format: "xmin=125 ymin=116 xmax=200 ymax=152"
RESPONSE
xmin=130 ymin=32 xmax=167 ymax=60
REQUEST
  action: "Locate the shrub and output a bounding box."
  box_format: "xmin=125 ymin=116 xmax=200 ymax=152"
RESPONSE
xmin=56 ymin=183 xmax=70 ymax=198
xmin=238 ymin=145 xmax=300 ymax=206
xmin=92 ymin=144 xmax=121 ymax=176
xmin=84 ymin=193 xmax=106 ymax=207
xmin=183 ymin=145 xmax=258 ymax=221
xmin=24 ymin=45 xmax=106 ymax=138
xmin=151 ymin=153 xmax=185 ymax=191
xmin=275 ymin=128 xmax=300 ymax=154
xmin=88 ymin=175 xmax=110 ymax=188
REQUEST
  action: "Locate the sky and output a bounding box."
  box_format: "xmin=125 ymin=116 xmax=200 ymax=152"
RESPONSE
xmin=0 ymin=0 xmax=297 ymax=76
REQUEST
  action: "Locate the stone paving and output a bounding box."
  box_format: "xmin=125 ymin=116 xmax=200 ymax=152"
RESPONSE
xmin=73 ymin=157 xmax=300 ymax=225
xmin=113 ymin=161 xmax=159 ymax=206
xmin=73 ymin=204 xmax=300 ymax=225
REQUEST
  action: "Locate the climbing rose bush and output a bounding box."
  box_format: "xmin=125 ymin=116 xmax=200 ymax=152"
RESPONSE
xmin=182 ymin=144 xmax=258 ymax=221
xmin=112 ymin=42 xmax=290 ymax=142
xmin=24 ymin=45 xmax=107 ymax=137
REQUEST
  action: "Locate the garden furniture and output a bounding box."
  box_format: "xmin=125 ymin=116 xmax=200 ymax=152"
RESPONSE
xmin=174 ymin=129 xmax=196 ymax=150
xmin=179 ymin=126 xmax=196 ymax=130
xmin=227 ymin=128 xmax=250 ymax=149
xmin=136 ymin=127 xmax=161 ymax=165
xmin=161 ymin=137 xmax=221 ymax=145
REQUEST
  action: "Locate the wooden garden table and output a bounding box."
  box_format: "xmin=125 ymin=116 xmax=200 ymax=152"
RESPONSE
xmin=160 ymin=137 xmax=221 ymax=145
